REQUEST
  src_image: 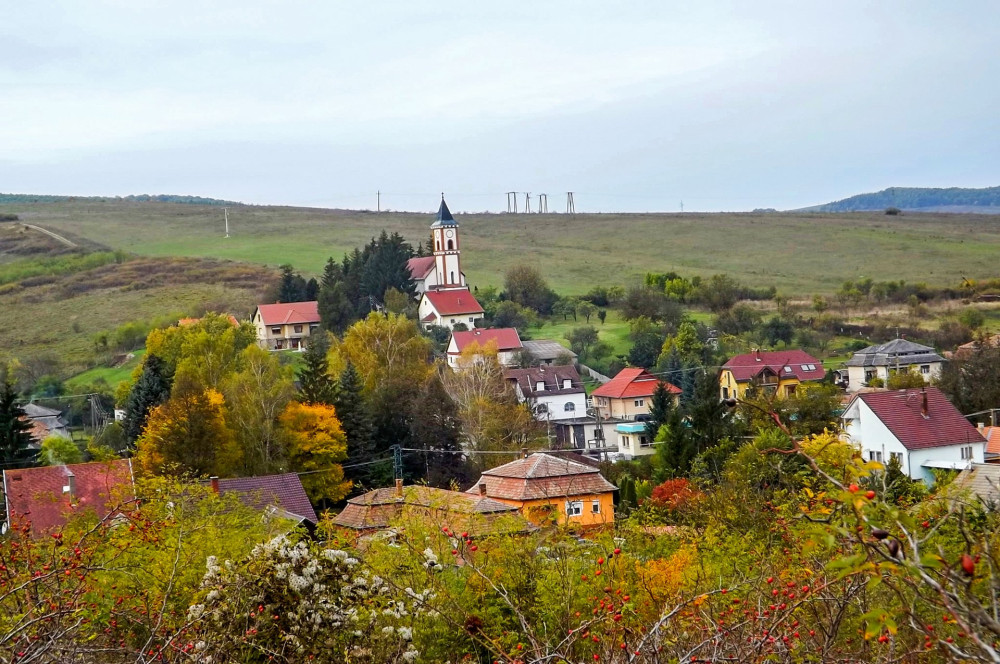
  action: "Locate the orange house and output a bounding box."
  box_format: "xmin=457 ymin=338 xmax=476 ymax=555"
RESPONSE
xmin=467 ymin=453 xmax=616 ymax=526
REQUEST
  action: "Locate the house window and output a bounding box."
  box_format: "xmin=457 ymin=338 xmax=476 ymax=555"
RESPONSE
xmin=865 ymin=370 xmax=876 ymax=382
xmin=293 ymin=325 xmax=303 ymax=334
xmin=785 ymin=385 xmax=796 ymax=396
xmin=890 ymin=452 xmax=902 ymax=463
xmin=869 ymin=450 xmax=883 ymax=462
xmin=309 ymin=324 xmax=319 ymax=332
xmin=270 ymin=326 xmax=281 ymax=335
xmin=594 ymin=428 xmax=603 ymax=440
xmin=722 ymin=387 xmax=729 ymax=399
xmin=783 ymin=366 xmax=792 ymax=373
xmin=591 ymin=500 xmax=601 ymax=514
xmin=961 ymin=445 xmax=974 ymax=460
xmin=469 ymin=317 xmax=475 ymax=323
xmin=536 ymin=381 xmax=545 ymax=391
xmin=565 ymin=501 xmax=583 ymax=517
xmin=564 ymin=402 xmax=576 ymax=412
xmin=620 ymin=435 xmax=629 ymax=448
xmin=450 ymin=318 xmax=456 ymax=323
xmin=536 ymin=403 xmax=548 ymax=413
xmin=634 ymin=399 xmax=644 ymax=407
xmin=563 ymin=379 xmax=572 ymax=389
xmin=920 ymin=365 xmax=930 ymax=374
xmin=640 ymin=436 xmax=651 ymax=448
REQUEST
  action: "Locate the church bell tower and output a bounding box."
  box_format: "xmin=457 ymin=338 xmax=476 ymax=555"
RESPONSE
xmin=431 ymin=196 xmax=462 ymax=290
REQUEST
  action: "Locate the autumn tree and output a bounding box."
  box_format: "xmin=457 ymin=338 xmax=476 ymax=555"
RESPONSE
xmin=122 ymin=353 xmax=172 ymax=443
xmin=0 ymin=376 xmax=37 ymax=469
xmin=135 ymin=389 xmax=242 ymax=477
xmin=278 ymin=401 xmax=350 ymax=504
xmin=142 ymin=313 xmax=257 ymax=391
xmin=223 ymin=345 xmax=295 ymax=475
xmin=504 ymin=264 xmax=557 ymax=314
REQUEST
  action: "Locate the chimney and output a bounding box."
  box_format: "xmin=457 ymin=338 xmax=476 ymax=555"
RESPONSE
xmin=979 ymin=422 xmax=985 ymax=431
xmin=521 ymin=447 xmax=528 ymax=458
xmin=754 ymin=349 xmax=761 ymax=362
xmin=478 ymin=482 xmax=487 ymax=497
xmin=395 ymin=478 xmax=403 ymax=498
xmin=63 ymin=470 xmax=76 ymax=497
xmin=210 ymin=476 xmax=219 ymax=494
xmin=920 ymin=387 xmax=929 ymax=419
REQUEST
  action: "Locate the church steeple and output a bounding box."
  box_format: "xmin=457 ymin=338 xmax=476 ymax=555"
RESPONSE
xmin=431 ymin=196 xmax=462 ymax=289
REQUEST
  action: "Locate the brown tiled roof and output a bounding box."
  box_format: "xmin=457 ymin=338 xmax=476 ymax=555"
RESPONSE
xmin=505 ymin=365 xmax=584 ymax=397
xmin=468 ymin=453 xmax=617 ymax=501
xmin=206 ymin=473 xmax=318 ymax=524
xmin=255 ymin=301 xmax=320 ymax=326
xmin=333 ymin=485 xmax=533 ymax=535
xmin=3 ymin=460 xmax=135 ymax=535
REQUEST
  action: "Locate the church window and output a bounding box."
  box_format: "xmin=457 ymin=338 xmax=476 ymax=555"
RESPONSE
xmin=450 ymin=271 xmax=456 ymax=283
xmin=447 ymin=240 xmax=454 ymax=250
xmin=436 ymin=241 xmax=440 ymax=250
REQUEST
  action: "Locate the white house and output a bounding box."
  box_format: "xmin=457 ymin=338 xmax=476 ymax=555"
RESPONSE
xmin=842 ymin=339 xmax=946 ymax=393
xmin=554 ymin=416 xmax=625 ymax=458
xmin=407 ymin=255 xmax=468 ymax=296
xmin=447 ymin=328 xmax=522 ymax=368
xmin=504 ymin=365 xmax=587 ymax=422
xmin=419 ymin=289 xmax=485 ymax=331
xmin=842 ymin=387 xmax=986 ymax=485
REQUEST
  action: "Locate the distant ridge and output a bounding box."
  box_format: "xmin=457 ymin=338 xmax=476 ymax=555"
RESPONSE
xmin=801 ymin=186 xmax=1000 ymax=213
xmin=0 ymin=193 xmax=239 ymax=206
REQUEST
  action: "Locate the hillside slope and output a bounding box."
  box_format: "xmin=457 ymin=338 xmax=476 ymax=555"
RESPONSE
xmin=803 ymin=186 xmax=1000 ymax=212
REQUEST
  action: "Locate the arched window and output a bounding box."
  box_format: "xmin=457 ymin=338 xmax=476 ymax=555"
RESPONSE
xmin=446 ymin=239 xmax=454 ymax=250
xmin=435 ymin=241 xmax=441 ymax=250
xmin=450 ymin=271 xmax=456 ymax=283
xmin=564 ymin=402 xmax=576 ymax=412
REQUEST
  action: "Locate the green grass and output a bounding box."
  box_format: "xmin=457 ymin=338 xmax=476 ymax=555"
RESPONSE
xmin=4 ymin=201 xmax=1000 ymax=297
xmin=65 ymin=350 xmax=145 ymax=392
xmin=534 ymin=309 xmax=632 ymax=358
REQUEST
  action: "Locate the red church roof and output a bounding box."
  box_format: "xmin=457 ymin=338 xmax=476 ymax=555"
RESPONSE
xmin=407 ymin=256 xmax=436 ymax=280
xmin=3 ymin=460 xmax=135 ymax=535
xmin=423 ymin=289 xmax=484 ymax=315
xmin=450 ymin=328 xmax=522 ymax=354
xmin=853 ymin=387 xmax=987 ymax=451
xmin=590 ymin=367 xmax=680 ymax=399
xmin=255 ymin=301 xmax=320 ymax=326
xmin=722 ymin=349 xmax=825 ymax=383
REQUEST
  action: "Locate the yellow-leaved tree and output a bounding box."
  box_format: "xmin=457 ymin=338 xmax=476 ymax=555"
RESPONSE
xmin=278 ymin=401 xmax=350 ymax=504
xmin=134 ymin=389 xmax=242 ymax=478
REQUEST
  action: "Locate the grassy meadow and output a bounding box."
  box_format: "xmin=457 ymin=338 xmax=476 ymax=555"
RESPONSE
xmin=4 ymin=201 xmax=1000 ymax=296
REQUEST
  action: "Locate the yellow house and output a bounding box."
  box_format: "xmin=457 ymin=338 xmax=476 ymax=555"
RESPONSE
xmin=252 ymin=301 xmax=321 ymax=351
xmin=719 ymin=349 xmax=826 ymax=400
xmin=467 ymin=453 xmax=616 ymax=526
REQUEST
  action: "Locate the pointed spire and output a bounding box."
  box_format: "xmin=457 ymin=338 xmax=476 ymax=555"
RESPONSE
xmin=432 ymin=196 xmax=457 ymax=227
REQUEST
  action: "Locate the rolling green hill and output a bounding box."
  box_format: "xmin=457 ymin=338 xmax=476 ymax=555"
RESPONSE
xmin=3 ymin=200 xmax=1000 ymax=297
xmin=803 ymin=186 xmax=1000 ymax=212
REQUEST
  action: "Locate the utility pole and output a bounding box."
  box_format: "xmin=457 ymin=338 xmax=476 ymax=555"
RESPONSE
xmin=223 ymin=207 xmax=230 ymax=238
xmin=566 ymin=192 xmax=575 ymax=214
xmin=679 ymin=200 xmax=684 ymax=213
xmin=391 ymin=444 xmax=403 ymax=480
xmin=377 ymin=190 xmax=380 ymax=212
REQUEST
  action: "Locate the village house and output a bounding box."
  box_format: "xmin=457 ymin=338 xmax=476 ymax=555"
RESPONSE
xmin=719 ymin=349 xmax=826 ymax=400
xmin=954 ymin=463 xmax=1000 ymax=504
xmin=415 ymin=199 xmax=485 ymax=330
xmin=519 ymin=339 xmax=577 ymax=366
xmin=204 ymin=473 xmax=319 ymax=530
xmin=252 ymin=301 xmax=320 ymax=351
xmin=842 ymin=387 xmax=987 ymax=484
xmin=333 ymin=480 xmax=534 ymax=538
xmin=553 ymin=416 xmax=624 ymax=457
xmin=467 ymin=452 xmax=617 ymax=526
xmin=505 ymin=365 xmax=587 ymax=422
xmin=590 ymin=367 xmax=680 ymax=421
xmin=21 ymin=402 xmax=71 ymax=441
xmin=447 ymin=328 xmax=522 ymax=368
xmin=842 ymin=339 xmax=945 ymax=393
xmin=2 ymin=459 xmax=135 ymax=535
xmin=615 ymin=422 xmax=657 ymax=460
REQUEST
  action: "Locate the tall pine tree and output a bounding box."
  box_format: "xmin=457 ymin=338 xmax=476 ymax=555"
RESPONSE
xmin=0 ymin=377 xmax=37 ymax=469
xmin=333 ymin=361 xmax=376 ymax=487
xmin=409 ymin=371 xmax=469 ymax=487
xmin=123 ymin=354 xmax=173 ymax=444
xmin=297 ymin=333 xmax=336 ymax=405
xmin=645 ymin=381 xmax=677 ymax=442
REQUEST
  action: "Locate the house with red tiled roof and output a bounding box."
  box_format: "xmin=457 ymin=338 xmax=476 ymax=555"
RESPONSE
xmin=407 ymin=255 xmax=469 ymax=296
xmin=590 ymin=368 xmax=680 ymax=421
xmin=2 ymin=460 xmax=135 ymax=536
xmin=418 ymin=289 xmax=484 ymax=331
xmin=467 ymin=452 xmax=616 ymax=526
xmin=980 ymin=426 xmax=1000 ymax=461
xmin=252 ymin=301 xmax=321 ymax=351
xmin=720 ymin=349 xmax=825 ymax=400
xmin=448 ymin=328 xmax=522 ymax=368
xmin=842 ymin=387 xmax=987 ymax=484
xmin=205 ymin=473 xmax=319 ymax=529
xmin=334 ymin=480 xmax=534 ymax=539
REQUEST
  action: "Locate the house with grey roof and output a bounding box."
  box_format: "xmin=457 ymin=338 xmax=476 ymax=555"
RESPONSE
xmin=843 ymin=338 xmax=945 ymax=393
xmin=519 ymin=340 xmax=577 ymax=366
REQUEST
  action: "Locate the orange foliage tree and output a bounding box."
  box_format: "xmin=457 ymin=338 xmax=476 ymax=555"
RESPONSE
xmin=278 ymin=401 xmax=350 ymax=503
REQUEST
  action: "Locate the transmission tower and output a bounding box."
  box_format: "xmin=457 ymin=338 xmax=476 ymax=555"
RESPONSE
xmin=524 ymin=192 xmax=532 ymax=213
xmin=538 ymin=193 xmax=548 ymax=213
xmin=506 ymin=192 xmax=518 ymax=213
xmin=566 ymin=192 xmax=575 ymax=214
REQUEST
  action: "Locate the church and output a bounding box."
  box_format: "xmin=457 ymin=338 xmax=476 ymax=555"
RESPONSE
xmin=410 ymin=198 xmax=485 ymax=330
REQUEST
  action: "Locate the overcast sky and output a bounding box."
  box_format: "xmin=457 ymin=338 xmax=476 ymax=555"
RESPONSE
xmin=2 ymin=1 xmax=998 ymax=212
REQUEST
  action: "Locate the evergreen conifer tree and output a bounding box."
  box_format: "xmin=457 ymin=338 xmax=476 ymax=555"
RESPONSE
xmin=123 ymin=354 xmax=173 ymax=444
xmin=645 ymin=381 xmax=676 ymax=442
xmin=409 ymin=371 xmax=468 ymax=487
xmin=0 ymin=377 xmax=37 ymax=469
xmin=297 ymin=334 xmax=336 ymax=405
xmin=333 ymin=361 xmax=376 ymax=486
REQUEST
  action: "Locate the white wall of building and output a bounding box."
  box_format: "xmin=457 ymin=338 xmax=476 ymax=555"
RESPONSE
xmin=530 ymin=392 xmax=588 ymax=422
xmin=845 ymin=362 xmax=944 ymax=393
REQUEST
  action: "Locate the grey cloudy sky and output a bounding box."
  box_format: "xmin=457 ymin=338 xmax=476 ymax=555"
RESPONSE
xmin=2 ymin=1 xmax=998 ymax=212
